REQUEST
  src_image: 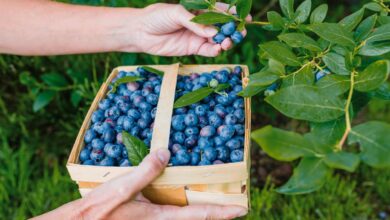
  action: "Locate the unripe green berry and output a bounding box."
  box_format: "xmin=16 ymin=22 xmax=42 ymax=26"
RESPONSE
xmin=209 ymin=79 xmax=219 ymax=88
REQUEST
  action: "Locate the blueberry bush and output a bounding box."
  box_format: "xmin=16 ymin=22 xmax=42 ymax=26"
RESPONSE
xmin=182 ymin=0 xmax=390 ymax=194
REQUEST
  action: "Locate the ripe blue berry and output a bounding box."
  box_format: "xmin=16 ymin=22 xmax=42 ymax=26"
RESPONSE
xmin=233 ymin=109 xmax=245 ymax=123
xmin=185 ymin=127 xmax=199 ymax=137
xmin=99 ymin=99 xmax=111 ymax=110
xmin=199 ymin=74 xmax=212 ymax=86
xmin=141 ymin=113 xmax=152 ymax=124
xmin=233 ymin=66 xmax=242 ymax=76
xmin=203 ymin=146 xmax=217 ymax=161
xmin=172 ymin=115 xmax=186 ymax=131
xmin=208 ymin=113 xmax=223 ymax=127
xmin=91 ymin=110 xmax=104 ymax=123
xmin=234 ymin=124 xmax=245 ymax=135
xmin=221 ymin=21 xmax=236 ymax=36
xmin=130 ymin=126 xmax=140 ymax=136
xmin=174 ymin=107 xmax=188 ymax=115
xmin=233 ymin=99 xmax=244 ymax=109
xmin=98 ymin=157 xmax=115 ymax=166
xmin=126 ymin=82 xmax=140 ymax=91
xmin=216 ymin=146 xmax=230 ymax=162
xmin=90 ymin=149 xmax=105 ymax=162
xmin=154 ymin=85 xmax=161 ymax=94
xmin=170 ymin=143 xmax=186 ymax=154
xmin=231 ymin=31 xmax=244 ymax=44
xmin=119 ymin=159 xmax=131 ymax=167
xmin=198 ymin=137 xmax=214 ymax=149
xmin=176 ymin=149 xmax=191 ymax=165
xmin=200 ymin=126 xmax=216 ymax=137
xmin=139 ymin=102 xmax=152 ymax=112
xmin=91 ymin=138 xmax=105 ymax=150
xmin=79 ymin=148 xmax=91 ymax=162
xmin=137 ymin=118 xmax=149 ymax=129
xmin=173 ymin=132 xmax=185 ymax=144
xmin=226 ymin=138 xmax=241 ymax=150
xmin=198 ymin=159 xmax=212 ymax=166
xmin=190 ymin=152 xmax=201 ymax=165
xmin=151 ymin=107 xmax=157 ymax=119
xmin=141 ymin=128 xmax=152 ymax=139
xmin=214 ymin=104 xmax=227 ymax=118
xmin=104 ymin=144 xmax=122 ymax=158
xmin=230 ymin=149 xmax=244 ymax=162
xmin=82 ymin=160 xmax=94 ymax=165
xmin=84 ymin=129 xmax=96 ymax=143
xmin=146 ymin=94 xmax=159 ymax=105
xmin=215 ymin=69 xmax=229 ymax=83
xmin=195 ymin=105 xmax=207 ymax=116
xmin=132 ymin=95 xmax=145 ymax=107
xmin=213 ymin=160 xmax=224 ymax=165
xmin=123 ymin=116 xmax=134 ymax=131
xmin=184 ymin=135 xmax=197 ymax=148
xmin=214 ymin=136 xmax=226 ymax=146
xmin=102 ymin=128 xmax=116 ymax=143
xmin=198 ymin=116 xmax=208 ymax=127
xmin=217 ymin=125 xmax=235 ymax=140
xmin=105 ymin=106 xmax=120 ymax=120
xmin=225 ymin=114 xmax=238 ymax=125
xmin=213 ymin=33 xmax=226 ymax=44
xmin=184 ymin=113 xmax=199 ymax=127
xmin=315 ymin=69 xmax=330 ymax=81
xmin=116 ymin=133 xmax=123 ymax=144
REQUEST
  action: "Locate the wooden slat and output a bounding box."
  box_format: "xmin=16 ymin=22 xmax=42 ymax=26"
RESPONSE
xmin=185 ymin=190 xmax=248 ymax=207
xmin=143 ymin=185 xmax=187 ymax=206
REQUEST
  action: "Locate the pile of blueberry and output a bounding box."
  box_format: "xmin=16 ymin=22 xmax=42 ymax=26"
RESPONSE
xmin=213 ymin=21 xmax=244 ymax=44
xmin=169 ymin=66 xmax=245 ymax=166
xmin=78 ymin=67 xmax=162 ymax=166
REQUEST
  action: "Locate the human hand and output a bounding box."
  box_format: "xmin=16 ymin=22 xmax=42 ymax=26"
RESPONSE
xmin=33 ymin=149 xmax=247 ymax=220
xmin=123 ymin=3 xmax=252 ymax=57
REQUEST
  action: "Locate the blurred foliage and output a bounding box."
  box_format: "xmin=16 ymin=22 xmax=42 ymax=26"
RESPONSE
xmin=0 ymin=0 xmax=388 ymax=219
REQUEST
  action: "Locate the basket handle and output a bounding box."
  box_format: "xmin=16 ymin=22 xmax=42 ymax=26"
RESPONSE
xmin=150 ymin=63 xmax=180 ymax=152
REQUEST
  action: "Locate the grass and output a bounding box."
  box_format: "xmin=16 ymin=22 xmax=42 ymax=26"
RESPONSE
xmin=0 ymin=0 xmax=389 ymax=219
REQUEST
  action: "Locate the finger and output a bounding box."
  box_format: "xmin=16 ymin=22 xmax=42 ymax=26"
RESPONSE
xmin=175 ymin=5 xmax=218 ymax=38
xmin=162 ymin=205 xmax=248 ymax=220
xmin=196 ymin=43 xmax=222 ymax=57
xmin=80 ymin=149 xmax=170 ymax=218
xmin=221 ymin=38 xmax=233 ymax=51
xmin=135 ymin=193 xmax=151 ymax=203
xmin=215 ymin=2 xmax=252 ymax=21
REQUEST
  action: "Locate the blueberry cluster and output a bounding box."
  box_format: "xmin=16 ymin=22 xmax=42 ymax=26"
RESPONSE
xmin=79 ymin=67 xmax=162 ymax=166
xmin=213 ymin=21 xmax=244 ymax=44
xmin=169 ymin=66 xmax=245 ymax=166
xmin=315 ymin=69 xmax=331 ymax=81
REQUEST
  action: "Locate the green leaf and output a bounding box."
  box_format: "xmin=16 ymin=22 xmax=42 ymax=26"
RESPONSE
xmin=41 ymin=73 xmax=68 ymax=87
xmin=237 ymin=0 xmax=252 ymax=20
xmin=349 ymin=121 xmax=390 ymax=168
xmin=279 ymin=0 xmax=294 ymax=19
xmin=267 ymin=11 xmax=285 ymax=30
xmin=365 ymin=23 xmax=390 ymax=43
xmin=191 ymin=12 xmax=235 ymax=25
xmin=109 ymin=76 xmax=144 ymax=94
xmin=122 ymin=131 xmax=148 ymax=166
xmin=358 ymin=41 xmax=390 ymax=56
xmin=249 ymin=70 xmax=281 ymax=86
xmin=339 ymin=8 xmax=365 ymax=31
xmin=265 ymin=85 xmax=345 ymax=122
xmin=278 ymin=33 xmax=321 ymax=51
xmin=310 ymin=4 xmax=328 ymax=24
xmin=214 ymin=83 xmax=231 ymax=92
xmin=141 ymin=66 xmax=164 ymax=76
xmin=33 ymin=90 xmax=56 ymax=112
xmin=368 ymin=82 xmax=390 ymax=100
xmin=276 ymin=157 xmax=331 ymax=195
xmin=310 ymin=23 xmax=355 ymax=47
xmin=70 ymin=90 xmax=83 ymax=107
xmin=355 ymin=14 xmax=377 ymax=41
xmin=251 ymin=125 xmax=316 ymax=161
xmin=259 ymin=41 xmax=301 ymax=66
xmin=281 ymin=64 xmax=314 ymax=88
xmin=180 ymin=0 xmax=209 ymax=9
xmin=311 ymin=118 xmax=346 ymax=146
xmin=378 ymin=15 xmax=390 ymax=25
xmin=19 ymin=71 xmax=38 ymax=86
xmin=268 ymin=59 xmax=286 ymax=75
xmin=237 ymin=84 xmax=265 ymax=97
xmin=364 ymin=2 xmax=382 ymax=12
xmin=324 ymin=152 xmax=360 ymax=172
xmin=355 ymin=60 xmax=390 ymax=92
xmin=322 ymin=52 xmax=350 ymax=75
xmin=294 ymin=0 xmax=311 ymax=24
xmin=316 ymin=74 xmax=350 ymax=96
xmin=174 ymin=87 xmax=213 ymax=108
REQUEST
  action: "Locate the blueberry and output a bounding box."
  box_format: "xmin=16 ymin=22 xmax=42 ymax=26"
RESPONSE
xmin=123 ymin=116 xmax=135 ymax=131
xmin=200 ymin=125 xmax=216 ymax=137
xmin=195 ymin=105 xmax=207 ymax=116
xmin=218 ymin=125 xmax=235 ymax=140
xmin=126 ymin=71 xmax=137 ymax=77
xmin=172 ymin=115 xmax=186 ymax=131
xmin=174 ymin=107 xmax=188 ymax=115
xmin=132 ymin=95 xmax=145 ymax=107
xmin=198 ymin=116 xmax=208 ymax=127
xmin=141 ymin=113 xmax=152 ymax=123
xmin=216 ymin=146 xmax=230 ymax=162
xmin=233 ymin=109 xmax=245 ymax=123
xmin=233 ymin=99 xmax=244 ymax=109
xmin=198 ymin=159 xmax=212 ymax=166
xmin=104 ymin=144 xmax=122 ymax=158
xmin=208 ymin=113 xmax=223 ymax=127
xmin=154 ymin=85 xmax=161 ymax=94
xmin=107 ymin=93 xmax=116 ymax=100
xmin=130 ymin=126 xmax=140 ymax=136
xmin=226 ymin=107 xmax=235 ymax=114
xmin=130 ymin=91 xmax=142 ymax=101
xmin=104 ymin=118 xmax=116 ymax=127
xmin=233 ymin=66 xmax=243 ymax=76
xmin=117 ymin=102 xmax=131 ymax=114
xmin=184 ymin=113 xmax=199 ymax=127
xmin=226 ymin=138 xmax=241 ymax=150
xmin=143 ymin=138 xmax=151 ymax=146
xmin=199 ymin=74 xmax=212 ymax=86
xmin=213 ymin=33 xmax=226 ymax=44
xmin=190 ymin=152 xmax=201 ymax=165
xmin=192 ymin=146 xmax=201 ymax=153
xmin=137 ymin=66 xmax=147 ymax=75
xmin=90 ymin=149 xmax=105 ymax=162
xmin=214 ymin=104 xmax=227 ymax=118
xmin=172 ymin=131 xmax=185 ymax=144
xmin=192 ymin=84 xmax=203 ymax=91
xmin=170 ymin=143 xmax=186 ymax=154
xmin=127 ymin=109 xmax=141 ymax=119
xmin=184 ymin=135 xmax=197 ymax=148
xmin=91 ymin=138 xmax=105 ymax=150
xmin=170 ymin=157 xmax=179 ymax=166
xmin=137 ymin=118 xmax=149 ymax=129
xmin=82 ymin=160 xmax=95 ymax=165
xmin=105 ymin=106 xmax=120 ymax=120
xmin=209 ymin=99 xmax=217 ymax=108
xmin=84 ymin=129 xmax=96 ymax=143
xmin=216 ymin=95 xmax=231 ymax=106
xmin=315 ymin=69 xmax=330 ymax=81
xmin=214 ymin=136 xmax=226 ymax=146
xmin=225 ymin=114 xmax=238 ymax=125
xmin=146 ymin=94 xmax=159 ymax=105
xmin=215 ymin=69 xmax=229 ymax=83
xmin=117 ymin=71 xmax=127 ymax=78
xmin=139 ymin=102 xmax=152 ymax=112
xmin=176 ymin=149 xmax=191 ymax=165
xmin=122 ymin=147 xmax=128 ymax=158
xmin=141 ymin=128 xmax=152 ymax=139
xmin=184 ymin=83 xmax=193 ymax=91
xmin=190 ymin=73 xmax=200 ymax=80
xmin=198 ymin=137 xmax=214 ymax=148
xmin=231 ymin=31 xmax=244 ymax=44
xmin=119 ymin=159 xmax=132 ymax=167
xmin=102 ymin=128 xmax=116 ymax=143
xmin=91 ymin=110 xmax=104 ymax=123
xmin=221 ymin=21 xmax=236 ymax=36
xmin=126 ymin=82 xmax=140 ymax=91
xmin=185 ymin=127 xmax=199 ymax=137
xmin=142 ymin=87 xmax=153 ymax=97
xmin=264 ymin=89 xmax=276 ymax=97
xmin=378 ymin=211 xmax=388 ymax=220
xmin=115 ymin=124 xmax=124 ymax=133
xmin=98 ymin=157 xmax=115 ymax=166
xmin=234 ymin=124 xmax=245 ymax=135
xmin=267 ymin=83 xmax=279 ymax=91
xmin=203 ymin=146 xmax=217 ymax=161
xmin=209 ymin=79 xmax=219 ymax=88
xmin=79 ymin=148 xmax=91 ymax=162
xmin=230 ymin=149 xmax=244 ymax=162
xmin=99 ymin=99 xmax=111 ymax=110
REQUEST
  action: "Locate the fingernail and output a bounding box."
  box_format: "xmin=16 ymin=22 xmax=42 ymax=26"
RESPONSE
xmin=157 ymin=149 xmax=170 ymax=164
xmin=205 ymin=27 xmax=218 ymax=36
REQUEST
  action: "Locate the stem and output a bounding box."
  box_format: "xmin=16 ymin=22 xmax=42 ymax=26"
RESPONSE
xmin=336 ymin=70 xmax=356 ymax=151
xmin=247 ymin=21 xmax=270 ymax=25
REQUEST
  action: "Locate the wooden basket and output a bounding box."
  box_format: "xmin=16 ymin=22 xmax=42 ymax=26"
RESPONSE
xmin=67 ymin=64 xmax=251 ymax=208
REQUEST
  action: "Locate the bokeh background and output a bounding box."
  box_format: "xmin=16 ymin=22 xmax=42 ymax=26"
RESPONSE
xmin=0 ymin=0 xmax=389 ymax=219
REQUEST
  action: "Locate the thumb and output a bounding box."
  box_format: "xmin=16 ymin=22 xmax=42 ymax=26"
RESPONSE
xmin=175 ymin=5 xmax=218 ymax=38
